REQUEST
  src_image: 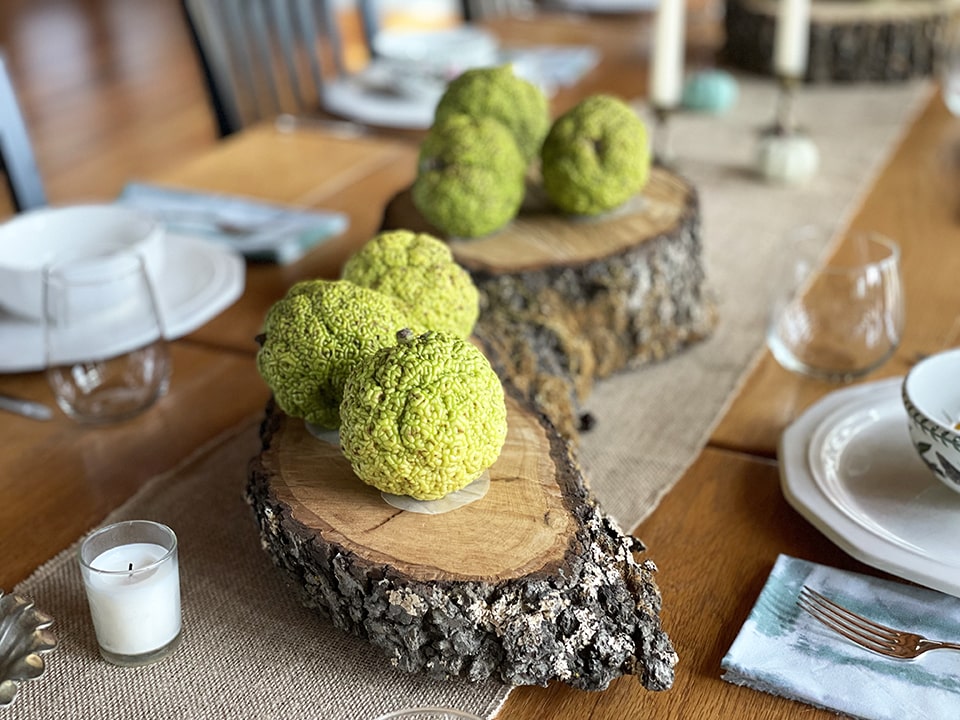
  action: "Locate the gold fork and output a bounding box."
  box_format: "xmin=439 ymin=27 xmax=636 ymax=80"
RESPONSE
xmin=797 ymin=585 xmax=960 ymax=659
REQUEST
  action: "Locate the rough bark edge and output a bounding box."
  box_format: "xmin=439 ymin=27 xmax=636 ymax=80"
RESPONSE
xmin=723 ymin=0 xmax=947 ymax=82
xmin=471 ymin=178 xmax=717 ymax=444
xmin=246 ymin=393 xmax=678 ymax=691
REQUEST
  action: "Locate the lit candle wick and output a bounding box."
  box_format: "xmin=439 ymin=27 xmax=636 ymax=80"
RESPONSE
xmin=128 ymin=562 xmax=134 ymax=572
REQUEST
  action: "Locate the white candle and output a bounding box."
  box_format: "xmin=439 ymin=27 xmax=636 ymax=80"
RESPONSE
xmin=649 ymin=0 xmax=686 ymax=108
xmin=774 ymin=0 xmax=811 ymax=78
xmin=82 ymin=542 xmax=181 ymax=656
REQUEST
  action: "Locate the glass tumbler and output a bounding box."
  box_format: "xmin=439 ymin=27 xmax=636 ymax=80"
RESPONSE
xmin=44 ymin=251 xmax=170 ymax=423
xmin=766 ymin=227 xmax=904 ymax=381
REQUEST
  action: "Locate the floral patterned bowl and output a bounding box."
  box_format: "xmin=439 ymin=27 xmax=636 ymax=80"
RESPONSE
xmin=902 ymin=347 xmax=960 ymax=495
xmin=0 ymin=590 xmax=57 ymax=707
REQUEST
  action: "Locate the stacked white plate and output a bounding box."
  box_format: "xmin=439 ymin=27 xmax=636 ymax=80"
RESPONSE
xmin=780 ymin=377 xmax=960 ymax=598
xmin=0 ymin=206 xmax=244 ymax=373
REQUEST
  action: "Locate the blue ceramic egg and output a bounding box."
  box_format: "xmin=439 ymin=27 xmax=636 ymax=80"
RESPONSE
xmin=681 ymin=70 xmax=738 ymax=114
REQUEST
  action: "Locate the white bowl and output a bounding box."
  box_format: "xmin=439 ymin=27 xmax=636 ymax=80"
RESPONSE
xmin=0 ymin=204 xmax=165 ymax=320
xmin=902 ymin=347 xmax=960 ymax=495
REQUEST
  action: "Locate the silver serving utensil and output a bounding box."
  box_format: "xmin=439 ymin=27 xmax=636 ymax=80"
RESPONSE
xmin=0 ymin=589 xmax=58 ymax=707
xmin=0 ymin=393 xmax=53 ymax=421
xmin=798 ymin=585 xmax=960 ymax=659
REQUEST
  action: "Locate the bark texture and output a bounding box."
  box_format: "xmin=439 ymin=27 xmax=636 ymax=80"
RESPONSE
xmin=724 ymin=0 xmax=949 ymax=82
xmin=381 ymin=170 xmax=717 ymax=442
xmin=246 ymin=398 xmax=678 ymax=691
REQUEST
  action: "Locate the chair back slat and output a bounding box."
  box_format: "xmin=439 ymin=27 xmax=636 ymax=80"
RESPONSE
xmin=0 ymin=51 xmax=46 ymax=212
xmin=182 ymin=0 xmax=346 ymax=137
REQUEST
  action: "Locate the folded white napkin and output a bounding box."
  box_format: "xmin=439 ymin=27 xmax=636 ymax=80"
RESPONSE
xmin=118 ymin=182 xmax=349 ymax=265
xmin=721 ymin=554 xmax=960 ymax=720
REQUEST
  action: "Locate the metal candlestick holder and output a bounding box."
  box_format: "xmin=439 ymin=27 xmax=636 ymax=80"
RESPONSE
xmin=756 ymin=74 xmax=820 ymax=185
xmin=772 ymin=74 xmax=800 ymax=136
xmin=651 ymin=105 xmax=676 ymax=168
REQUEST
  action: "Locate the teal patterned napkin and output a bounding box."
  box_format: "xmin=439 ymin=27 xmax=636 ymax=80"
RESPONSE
xmin=721 ymin=555 xmax=960 ymax=719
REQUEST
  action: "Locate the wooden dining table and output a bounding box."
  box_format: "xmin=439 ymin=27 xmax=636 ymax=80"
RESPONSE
xmin=2 ymin=10 xmax=959 ymax=719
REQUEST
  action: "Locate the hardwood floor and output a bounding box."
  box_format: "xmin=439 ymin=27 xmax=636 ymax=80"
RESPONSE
xmin=0 ymin=0 xmax=218 ymax=211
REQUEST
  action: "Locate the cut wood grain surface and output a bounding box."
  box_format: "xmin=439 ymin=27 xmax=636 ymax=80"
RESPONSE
xmin=260 ymin=394 xmax=573 ymax=581
xmin=248 ymin=392 xmax=677 ymax=691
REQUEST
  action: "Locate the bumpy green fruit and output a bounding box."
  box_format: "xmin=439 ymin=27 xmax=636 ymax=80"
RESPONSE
xmin=342 ymin=230 xmax=479 ymax=338
xmin=340 ymin=330 xmax=508 ymax=500
xmin=435 ymin=64 xmax=549 ymax=162
xmin=541 ymin=94 xmax=650 ymax=216
xmin=255 ymin=280 xmax=414 ymax=429
xmin=412 ymin=113 xmax=526 ymax=238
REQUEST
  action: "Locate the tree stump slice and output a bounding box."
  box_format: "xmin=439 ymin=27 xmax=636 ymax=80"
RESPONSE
xmin=724 ymin=0 xmax=955 ymax=83
xmin=381 ymin=166 xmax=717 ymax=442
xmin=247 ymin=392 xmax=678 ymax=691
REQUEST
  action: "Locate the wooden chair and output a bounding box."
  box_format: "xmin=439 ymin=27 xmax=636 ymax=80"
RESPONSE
xmin=461 ymin=0 xmax=536 ymax=22
xmin=180 ymin=0 xmax=537 ymax=137
xmin=0 ymin=51 xmax=46 ymax=212
xmin=180 ymin=0 xmax=353 ymax=137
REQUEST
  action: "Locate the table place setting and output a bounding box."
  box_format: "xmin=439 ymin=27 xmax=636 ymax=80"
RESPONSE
xmin=0 ymin=204 xmax=244 ymax=375
xmin=722 ymin=554 xmax=960 ymax=720
xmin=778 ymin=346 xmax=960 ymax=599
xmin=322 ymin=23 xmax=599 ymax=131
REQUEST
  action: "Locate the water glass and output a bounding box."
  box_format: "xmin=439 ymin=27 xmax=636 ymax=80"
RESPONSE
xmin=766 ymin=227 xmax=904 ymax=381
xmin=44 ymin=251 xmax=170 ymax=423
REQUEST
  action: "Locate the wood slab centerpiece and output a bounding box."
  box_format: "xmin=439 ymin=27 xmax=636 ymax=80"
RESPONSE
xmin=383 ymin=167 xmax=716 ymax=442
xmin=247 ymin=390 xmax=677 ymax=690
xmin=247 ymin=69 xmax=684 ymax=693
xmin=724 ymin=0 xmax=955 ymax=82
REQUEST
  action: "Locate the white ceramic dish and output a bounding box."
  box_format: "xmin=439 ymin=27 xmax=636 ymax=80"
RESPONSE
xmin=372 ymin=26 xmax=498 ymax=80
xmin=0 ymin=204 xmax=166 ymax=320
xmin=779 ymin=377 xmax=960 ymax=598
xmin=321 ymin=26 xmax=499 ymax=130
xmin=902 ymin=347 xmax=960 ymax=495
xmin=323 ymin=76 xmax=439 ymax=130
xmin=0 ymin=233 xmax=244 ymax=373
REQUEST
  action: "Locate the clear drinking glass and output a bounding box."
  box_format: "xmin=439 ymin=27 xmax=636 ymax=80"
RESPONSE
xmin=766 ymin=227 xmax=904 ymax=381
xmin=43 ymin=251 xmax=170 ymax=423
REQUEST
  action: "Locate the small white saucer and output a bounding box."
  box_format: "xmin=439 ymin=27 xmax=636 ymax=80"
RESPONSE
xmin=0 ymin=233 xmax=244 ymax=373
xmin=780 ymin=377 xmax=960 ymax=598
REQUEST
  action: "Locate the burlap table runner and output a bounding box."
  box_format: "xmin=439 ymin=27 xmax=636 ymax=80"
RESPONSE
xmin=11 ymin=76 xmax=934 ymax=718
xmin=584 ymin=76 xmax=934 ymax=532
xmin=12 ymin=422 xmax=512 ymax=719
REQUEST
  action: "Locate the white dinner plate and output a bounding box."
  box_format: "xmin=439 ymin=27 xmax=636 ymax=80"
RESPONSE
xmin=0 ymin=233 xmax=245 ymax=373
xmin=780 ymin=377 xmax=960 ymax=598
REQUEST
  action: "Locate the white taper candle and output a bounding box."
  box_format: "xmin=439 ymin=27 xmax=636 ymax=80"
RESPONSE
xmin=774 ymin=0 xmax=811 ymax=78
xmin=649 ymin=0 xmax=686 ymax=108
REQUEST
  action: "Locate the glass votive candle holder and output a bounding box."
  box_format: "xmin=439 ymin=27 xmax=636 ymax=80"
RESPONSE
xmin=78 ymin=520 xmax=182 ymax=667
